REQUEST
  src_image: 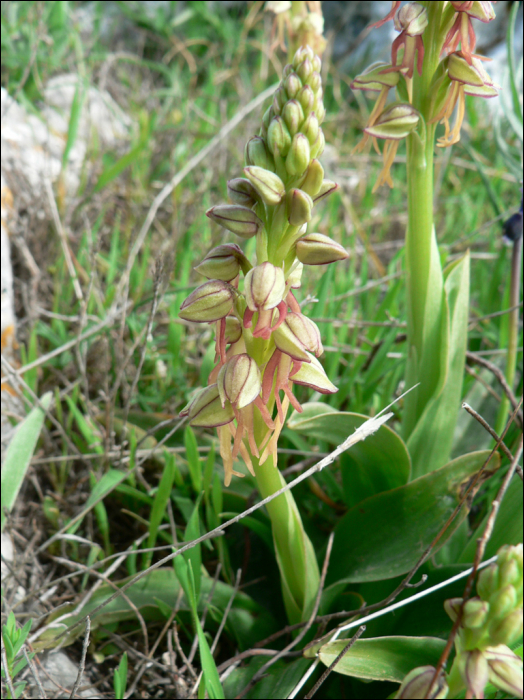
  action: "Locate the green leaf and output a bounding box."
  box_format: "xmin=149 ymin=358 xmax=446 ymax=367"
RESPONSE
xmin=327 ymin=450 xmax=499 ymax=585
xmin=33 ymin=568 xmax=276 ymax=652
xmin=113 ymin=652 xmax=128 ymax=700
xmin=314 ymin=636 xmax=446 ymax=682
xmin=288 ymin=403 xmax=411 ymax=506
xmin=185 ymin=495 xmax=203 ymax=601
xmin=407 ymin=252 xmax=470 ymax=478
xmin=187 ymin=562 xmax=224 ymax=699
xmin=143 ymin=452 xmax=176 ymax=570
xmin=459 ymin=475 xmax=523 ymax=563
xmin=1 ymin=392 xmax=52 ymax=531
xmin=223 ymin=656 xmax=312 ymax=700
xmin=66 ymin=469 xmax=127 ymax=535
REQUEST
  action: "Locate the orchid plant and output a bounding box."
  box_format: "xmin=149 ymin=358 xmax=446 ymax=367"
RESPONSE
xmin=351 ymin=1 xmax=503 ymax=478
xmin=178 ymin=45 xmax=346 ymax=624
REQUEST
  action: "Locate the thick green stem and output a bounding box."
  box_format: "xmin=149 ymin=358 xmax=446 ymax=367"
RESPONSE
xmin=495 ymin=236 xmax=522 ymax=435
xmin=252 ymin=410 xmax=320 ymax=624
xmin=403 ymin=1 xmax=446 ymax=440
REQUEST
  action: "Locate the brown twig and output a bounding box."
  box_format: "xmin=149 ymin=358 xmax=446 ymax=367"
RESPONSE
xmin=22 ymin=645 xmax=46 ymax=699
xmin=466 ymin=351 xmax=523 ymax=429
xmin=69 ymin=616 xmax=90 ymax=699
xmin=304 ymin=625 xmax=366 ymax=699
xmin=462 ymin=402 xmax=523 ymax=480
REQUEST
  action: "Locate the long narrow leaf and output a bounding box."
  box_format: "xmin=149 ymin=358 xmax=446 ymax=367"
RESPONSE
xmin=1 ymin=392 xmax=52 ymax=531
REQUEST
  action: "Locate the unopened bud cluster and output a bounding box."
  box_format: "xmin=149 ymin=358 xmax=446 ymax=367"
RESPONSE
xmin=443 ymin=544 xmax=523 ymax=698
xmin=179 ymin=46 xmax=348 ymax=485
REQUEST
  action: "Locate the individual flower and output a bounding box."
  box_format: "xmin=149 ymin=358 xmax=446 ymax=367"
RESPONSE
xmin=206 ymin=203 xmax=264 ymax=239
xmin=296 ymin=232 xmax=349 ymax=265
xmin=390 ymin=3 xmax=428 ymax=78
xmin=364 ymin=103 xmax=421 ymax=191
xmin=442 ymin=1 xmax=496 ymax=65
xmin=430 ymin=51 xmax=498 ymax=147
xmin=179 ymin=384 xmax=234 ymax=428
xmin=195 ymin=243 xmax=251 ymax=282
xmin=350 ymin=63 xmax=400 ymax=155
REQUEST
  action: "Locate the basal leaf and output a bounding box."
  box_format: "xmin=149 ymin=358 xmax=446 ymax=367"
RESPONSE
xmin=288 ymin=404 xmax=411 ymax=506
xmin=315 ymin=636 xmax=446 ymax=682
xmin=327 ymin=450 xmax=499 ymax=585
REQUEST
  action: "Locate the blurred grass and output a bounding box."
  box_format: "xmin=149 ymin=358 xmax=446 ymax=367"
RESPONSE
xmin=1 ymin=1 xmax=522 ymax=698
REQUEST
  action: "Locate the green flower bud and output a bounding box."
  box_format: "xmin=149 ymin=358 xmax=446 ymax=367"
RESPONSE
xmin=282 ymin=62 xmax=293 ymax=78
xmin=291 ymin=353 xmax=338 ymax=394
xmin=444 ymin=597 xmax=463 ymax=623
xmin=477 ymin=564 xmax=499 ymax=602
xmin=463 ymin=1 xmax=496 ymax=22
xmin=195 ymin=243 xmax=250 ymax=281
xmin=225 ymin=316 xmax=242 ymax=345
xmin=217 ymin=353 xmax=262 ymax=409
xmin=463 ymin=650 xmax=489 ymax=700
xmin=296 ymin=58 xmax=313 ymax=84
xmin=489 ymin=609 xmax=523 ymax=647
xmin=287 ymin=188 xmax=313 ymax=226
xmin=267 ymin=116 xmax=292 ymax=157
xmin=394 ymin=666 xmax=449 ymax=699
xmin=261 ymin=105 xmax=274 ymax=136
xmin=351 ymin=62 xmax=400 ymax=92
xmin=286 ymin=134 xmax=311 ymax=177
xmin=463 ymin=598 xmax=490 ymax=629
xmin=206 ymin=204 xmax=263 ymax=239
xmin=394 ymin=2 xmax=428 ymax=36
xmin=309 ymin=127 xmax=325 ymax=159
xmin=286 ymin=312 xmax=323 ymax=357
xmin=315 ymin=100 xmax=326 ymax=125
xmin=297 ymin=85 xmax=315 ymax=112
xmin=282 ymin=99 xmax=305 ymax=136
xmin=498 ymin=558 xmax=520 ymax=590
xmin=180 ymin=384 xmax=234 ymax=428
xmin=273 ymin=320 xmax=311 ymax=362
xmin=299 ymin=159 xmax=324 ymax=197
xmin=489 ymin=585 xmax=517 ymax=620
xmin=365 ymin=103 xmax=420 ymax=140
xmin=296 ymin=232 xmax=349 ymax=265
xmin=485 ymin=645 xmax=523 ymax=697
xmin=227 ymin=177 xmax=259 ymax=207
xmin=313 ymin=179 xmax=339 ymax=203
xmin=311 ymin=54 xmax=321 ymax=73
xmin=244 ymin=262 xmax=285 ymax=311
xmin=284 ymin=72 xmax=301 ymax=99
xmin=309 ymin=71 xmax=321 ymax=94
xmin=179 ymin=280 xmax=234 ymax=322
xmin=302 ymin=112 xmax=320 ymax=145
xmin=244 ymin=166 xmax=285 ymax=206
xmin=245 ymin=136 xmax=274 ymax=171
xmin=272 ymin=86 xmax=287 ymax=116
xmin=292 ymin=45 xmax=314 ymax=69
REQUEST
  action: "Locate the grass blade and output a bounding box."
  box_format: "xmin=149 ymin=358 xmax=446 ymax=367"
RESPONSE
xmin=1 ymin=392 xmax=52 ymax=531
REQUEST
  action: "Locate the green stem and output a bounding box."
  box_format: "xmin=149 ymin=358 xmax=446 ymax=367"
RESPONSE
xmin=495 ymin=236 xmax=522 ymax=435
xmin=403 ymin=1 xmax=446 ymax=439
xmin=252 ymin=410 xmax=320 ymax=624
